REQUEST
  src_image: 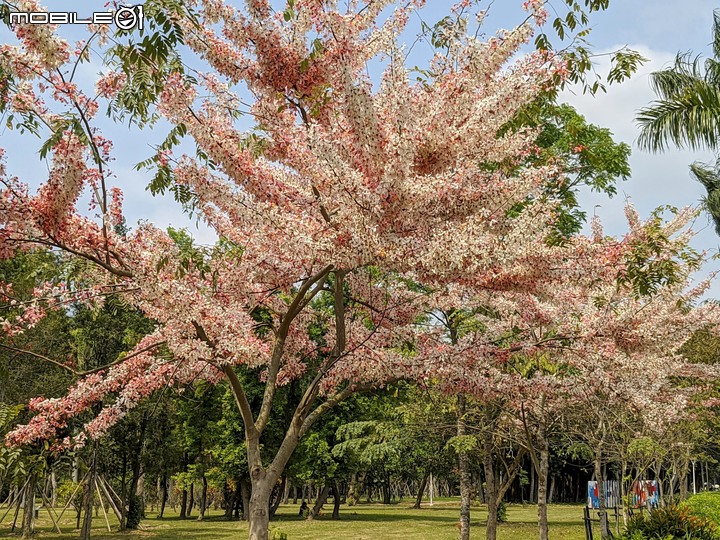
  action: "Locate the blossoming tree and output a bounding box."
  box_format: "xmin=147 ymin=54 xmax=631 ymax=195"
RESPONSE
xmin=0 ymin=1 xmax=713 ymax=539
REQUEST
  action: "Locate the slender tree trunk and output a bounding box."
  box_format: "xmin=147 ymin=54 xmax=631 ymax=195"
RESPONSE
xmin=548 ymin=475 xmax=555 ymax=504
xmin=186 ymin=482 xmax=194 ymax=518
xmin=619 ymin=460 xmax=628 ymax=526
xmin=179 ymin=453 xmax=188 ymax=519
xmin=656 ymin=465 xmax=664 ymax=506
xmin=536 ymin=427 xmax=549 ymax=540
xmin=595 ymin=452 xmax=610 ymax=539
xmin=283 ymin=481 xmax=291 ymax=505
xmin=159 ymin=475 xmax=168 ymax=518
xmin=414 ymin=473 xmax=429 ymax=509
xmin=269 ymin=475 xmax=285 ymax=519
xmin=21 ymin=475 xmax=36 ymax=540
xmin=80 ymin=442 xmax=98 ymax=540
xmin=50 ymin=470 xmax=57 ymax=508
xmin=530 ymin=464 xmax=536 ymax=505
xmin=483 ymin=437 xmax=499 ymax=540
xmin=679 ymin=460 xmax=689 ymax=501
xmin=347 ymin=473 xmax=360 ymax=506
xmin=179 ymin=487 xmax=188 ymax=519
xmin=308 ymin=484 xmax=330 ymax=520
xmin=197 ymin=475 xmax=208 ymax=521
xmin=331 ymin=482 xmax=341 ymax=519
xmin=458 ymin=394 xmax=471 ymax=540
xmin=240 ymin=478 xmax=250 ymax=521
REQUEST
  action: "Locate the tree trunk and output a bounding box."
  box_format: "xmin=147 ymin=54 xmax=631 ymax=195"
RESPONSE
xmin=179 ymin=487 xmax=188 ymax=519
xmin=483 ymin=438 xmax=498 ymax=540
xmin=50 ymin=469 xmax=58 ymax=507
xmin=530 ymin=464 xmax=536 ymax=504
xmin=458 ymin=394 xmax=471 ymax=540
xmin=308 ymin=484 xmax=330 ymax=520
xmin=414 ymin=473 xmax=429 ymax=509
xmin=240 ymin=478 xmax=250 ymax=521
xmin=595 ymin=453 xmax=610 ymax=539
xmin=548 ymin=475 xmax=555 ymax=504
xmin=656 ymin=465 xmax=664 ymax=506
xmin=21 ymin=475 xmax=36 ymax=539
xmin=331 ymin=482 xmax=341 ymax=519
xmin=80 ymin=442 xmax=98 ymax=540
xmin=248 ymin=477 xmax=273 ymax=540
xmin=186 ymin=482 xmax=194 ymax=518
xmin=347 ymin=473 xmax=359 ymax=506
xmin=536 ymin=429 xmax=549 ymax=540
xmin=679 ymin=460 xmax=689 ymax=501
xmin=159 ymin=475 xmax=168 ymax=518
xmin=179 ymin=452 xmax=188 ymax=519
xmin=197 ymin=475 xmax=208 ymax=521
xmin=269 ymin=475 xmax=285 ymax=519
xmin=283 ymin=480 xmax=291 ymax=505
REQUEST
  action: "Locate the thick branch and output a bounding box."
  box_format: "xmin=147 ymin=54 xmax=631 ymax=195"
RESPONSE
xmin=0 ymin=341 xmax=166 ymax=377
xmin=255 ymin=265 xmax=332 ymax=434
xmin=191 ymin=320 xmax=257 ymax=439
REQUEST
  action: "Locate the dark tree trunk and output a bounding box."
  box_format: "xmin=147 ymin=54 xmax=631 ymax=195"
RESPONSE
xmin=21 ymin=475 xmax=36 ymax=540
xmin=548 ymin=475 xmax=555 ymax=504
xmin=458 ymin=394 xmax=471 ymax=540
xmin=483 ymin=438 xmax=499 ymax=540
xmin=179 ymin=452 xmax=188 ymax=519
xmin=308 ymin=484 xmax=330 ymax=520
xmin=186 ymin=482 xmax=194 ymax=518
xmin=414 ymin=473 xmax=429 ymax=509
xmin=179 ymin=487 xmax=188 ymax=519
xmin=240 ymin=478 xmax=250 ymax=521
xmin=530 ymin=463 xmax=536 ymax=504
xmin=159 ymin=475 xmax=168 ymax=518
xmin=347 ymin=473 xmax=360 ymax=506
xmin=331 ymin=482 xmax=341 ymax=519
xmin=595 ymin=452 xmax=610 ymax=539
xmin=536 ymin=427 xmax=549 ymax=540
xmin=269 ymin=475 xmax=285 ymax=519
xmin=382 ymin=477 xmax=391 ymax=505
xmin=197 ymin=475 xmax=208 ymax=521
xmin=80 ymin=443 xmax=98 ymax=540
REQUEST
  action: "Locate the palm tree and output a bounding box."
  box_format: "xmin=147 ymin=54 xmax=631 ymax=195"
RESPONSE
xmin=689 ymin=158 xmax=720 ymax=234
xmin=636 ymin=11 xmax=720 ymax=233
xmin=636 ymin=11 xmax=720 ymax=152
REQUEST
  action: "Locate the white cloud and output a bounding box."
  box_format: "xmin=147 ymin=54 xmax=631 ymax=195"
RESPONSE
xmin=561 ymin=45 xmax=720 ymax=298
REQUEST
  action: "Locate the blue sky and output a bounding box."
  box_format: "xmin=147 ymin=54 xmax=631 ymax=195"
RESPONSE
xmin=2 ymin=0 xmax=720 ymax=295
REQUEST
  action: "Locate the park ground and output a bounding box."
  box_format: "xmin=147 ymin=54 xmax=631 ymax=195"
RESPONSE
xmin=0 ymin=499 xmax=593 ymax=539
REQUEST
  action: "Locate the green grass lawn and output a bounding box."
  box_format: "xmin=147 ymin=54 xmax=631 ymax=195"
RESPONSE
xmin=0 ymin=499 xmax=591 ymax=539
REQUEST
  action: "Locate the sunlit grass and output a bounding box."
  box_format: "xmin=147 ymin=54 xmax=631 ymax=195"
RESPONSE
xmin=0 ymin=498 xmax=590 ymax=539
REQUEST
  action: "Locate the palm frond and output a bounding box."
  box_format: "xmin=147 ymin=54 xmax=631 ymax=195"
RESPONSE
xmin=636 ymin=79 xmax=720 ymax=151
xmin=690 ymin=158 xmax=720 ymax=235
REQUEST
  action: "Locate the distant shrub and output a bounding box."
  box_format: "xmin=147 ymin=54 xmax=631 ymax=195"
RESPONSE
xmin=683 ymin=492 xmax=720 ymax=525
xmin=617 ymin=503 xmax=719 ymax=540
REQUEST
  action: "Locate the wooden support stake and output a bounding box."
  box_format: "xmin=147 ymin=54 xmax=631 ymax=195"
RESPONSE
xmin=56 ymin=471 xmax=88 ymax=523
xmin=0 ymin=489 xmax=18 ymax=524
xmin=39 ymin=490 xmax=62 ymax=534
xmin=96 ymin=482 xmax=111 ymax=532
xmin=98 ymin=477 xmax=123 ymax=524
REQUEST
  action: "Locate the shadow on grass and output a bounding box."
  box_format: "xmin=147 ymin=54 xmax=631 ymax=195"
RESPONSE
xmin=273 ymin=512 xmax=458 ymax=524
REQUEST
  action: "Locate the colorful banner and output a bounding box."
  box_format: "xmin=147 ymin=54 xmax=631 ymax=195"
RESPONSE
xmin=629 ymin=480 xmax=659 ymax=509
xmin=587 ymin=480 xmax=619 ymax=508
